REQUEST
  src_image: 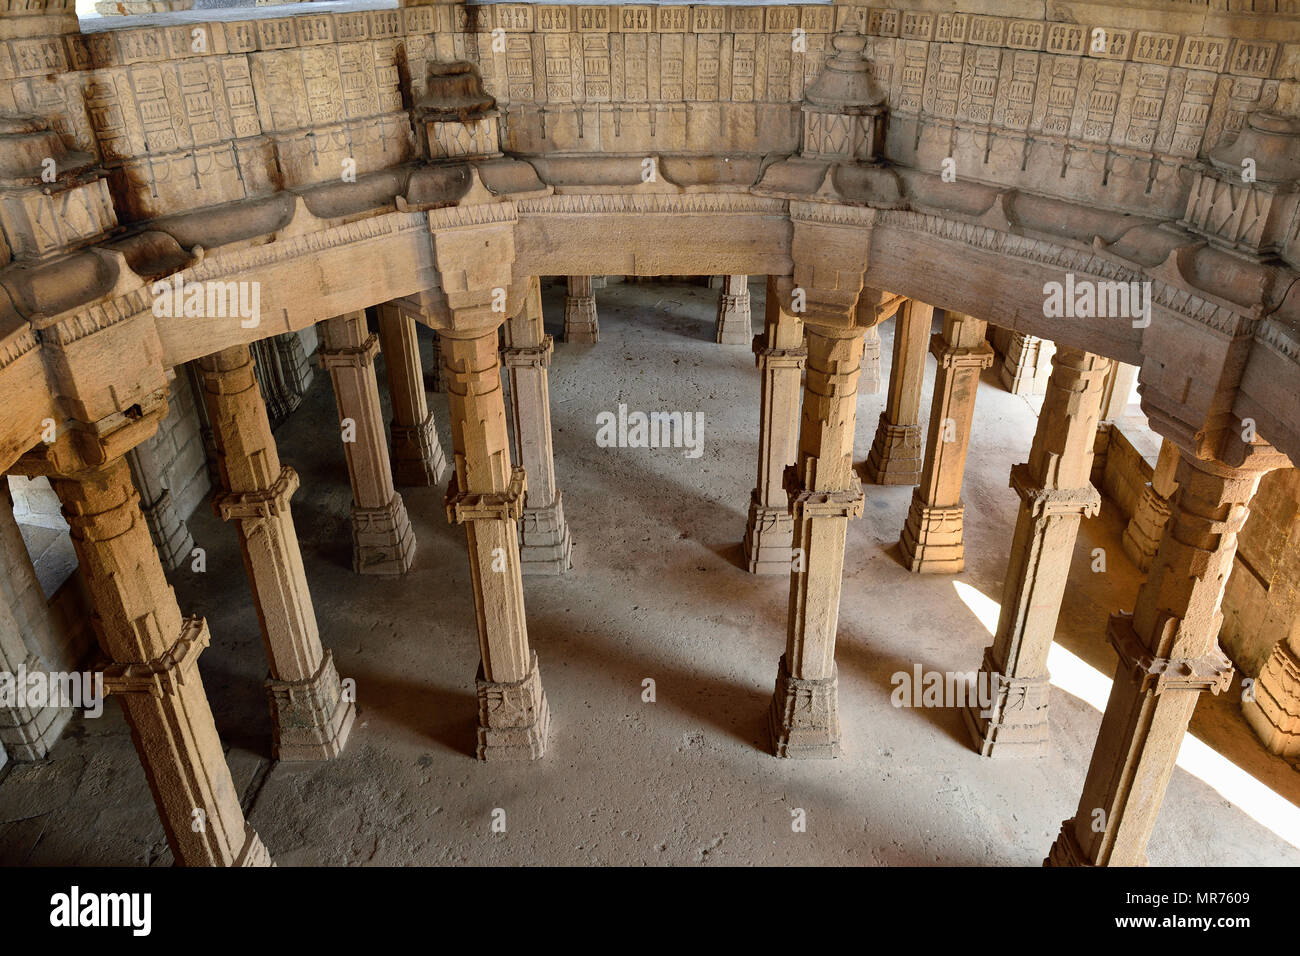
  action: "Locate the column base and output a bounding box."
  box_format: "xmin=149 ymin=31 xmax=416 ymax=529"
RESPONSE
xmin=962 ymin=647 xmax=1050 ymax=758
xmin=475 ymin=650 xmax=550 ymax=761
xmin=715 ymin=296 xmax=752 ymax=345
xmin=1243 ymin=641 xmax=1300 ymax=758
xmin=768 ymin=654 xmax=841 ymax=758
xmin=0 ymin=654 xmax=73 ymax=761
xmin=898 ymin=493 xmax=966 ymax=573
xmin=1044 ymin=820 xmax=1149 ymax=868
xmin=742 ymin=494 xmax=794 ymax=575
xmin=351 ymin=493 xmax=416 ymax=575
xmin=390 ymin=413 xmax=449 ymax=488
xmin=863 ymin=415 xmax=923 ymax=485
xmin=267 ymin=650 xmax=356 ymax=762
xmin=564 ymin=297 xmax=599 ymax=344
xmin=1121 ymin=484 xmax=1171 ymax=573
xmin=233 ymin=823 xmax=274 ymax=868
xmin=519 ymin=494 xmax=573 ymax=575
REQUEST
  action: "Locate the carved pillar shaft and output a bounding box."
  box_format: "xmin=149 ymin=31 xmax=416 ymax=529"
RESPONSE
xmin=999 ymin=332 xmax=1055 ymax=396
xmin=898 ymin=311 xmax=994 ymax=573
xmin=965 ymin=348 xmax=1111 ymax=757
xmin=504 ymin=278 xmax=572 ymax=575
xmin=0 ymin=485 xmax=73 ymax=760
xmin=376 ymin=303 xmax=448 ymax=488
xmin=126 ymin=444 xmax=194 ymax=573
xmin=1123 ymin=439 xmax=1180 ymax=572
xmin=744 ymin=276 xmax=806 ymax=575
xmin=865 ymin=299 xmax=932 ymax=485
xmin=564 ymin=275 xmax=599 ymax=344
xmin=49 ymin=458 xmax=270 ymax=866
xmin=319 ymin=313 xmax=415 ymax=575
xmin=715 ymin=274 xmax=752 ymax=345
xmin=198 ymin=345 xmax=354 ymax=761
xmin=859 ymin=324 xmax=882 ymax=394
xmin=1048 ymin=451 xmax=1267 ymax=867
xmin=769 ymin=325 xmax=865 ymax=758
xmin=441 ymin=327 xmax=549 ymax=760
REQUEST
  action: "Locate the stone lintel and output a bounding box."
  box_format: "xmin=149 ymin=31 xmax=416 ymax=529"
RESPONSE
xmin=1008 ymin=463 xmax=1101 ymax=518
xmin=1106 ymin=613 xmax=1234 ymax=696
xmin=213 ymin=466 xmax=299 ymax=521
xmin=445 ymin=466 xmax=527 ymax=524
xmin=102 ymin=616 xmax=209 ymax=698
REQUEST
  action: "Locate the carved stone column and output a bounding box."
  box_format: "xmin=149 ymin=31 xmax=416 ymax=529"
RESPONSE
xmin=715 ymin=275 xmax=752 ymax=345
xmin=743 ymin=276 xmax=806 ymax=575
xmin=50 ymin=457 xmax=270 ymax=866
xmin=999 ymin=332 xmax=1055 ymax=396
xmin=319 ymin=313 xmax=416 ymax=576
xmin=198 ymin=345 xmax=354 ymax=762
xmin=376 ymin=303 xmax=449 ymax=488
xmin=964 ymin=348 xmax=1111 ymax=757
xmin=768 ymin=324 xmax=865 ymax=758
xmin=1048 ymin=446 xmax=1280 ymax=867
xmin=0 ymin=485 xmax=74 ymax=760
xmin=1123 ymin=439 xmax=1180 ymax=572
xmin=564 ymin=276 xmax=599 ymax=344
xmin=503 ymin=278 xmax=572 ymax=575
xmin=442 ymin=327 xmax=550 ymax=760
xmin=428 ymin=332 xmax=445 ymax=393
xmin=126 ymin=445 xmax=194 ymax=573
xmin=1245 ymin=637 xmax=1300 ymax=758
xmin=859 ymin=325 xmax=882 ymax=394
xmin=864 ymin=299 xmax=932 ymax=485
xmin=898 ymin=311 xmax=994 ymax=572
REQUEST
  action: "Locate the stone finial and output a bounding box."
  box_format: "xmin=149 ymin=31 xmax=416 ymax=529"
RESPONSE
xmin=1182 ymin=110 xmax=1300 ymax=261
xmin=800 ymin=24 xmax=887 ymax=164
xmin=416 ymin=61 xmax=503 ymax=162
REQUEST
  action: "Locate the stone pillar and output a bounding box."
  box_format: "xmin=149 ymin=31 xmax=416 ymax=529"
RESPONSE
xmin=198 ymin=345 xmax=355 ymax=762
xmin=864 ymin=299 xmax=932 ymax=485
xmin=999 ymin=332 xmax=1056 ymax=396
xmin=126 ymin=445 xmax=194 ymax=573
xmin=564 ymin=276 xmax=599 ymax=344
xmin=274 ymin=330 xmax=314 ymax=403
xmin=0 ymin=486 xmax=74 ymax=760
xmin=50 ymin=458 xmax=270 ymax=866
xmin=1122 ymin=439 xmax=1180 ymax=572
xmin=768 ymin=325 xmax=865 ymax=758
xmin=319 ymin=313 xmax=416 ymax=576
xmin=964 ymin=348 xmax=1111 ymax=757
xmin=503 ymin=278 xmax=573 ymax=574
xmin=743 ymin=276 xmax=806 ymax=575
xmin=1245 ymin=636 xmax=1300 ymax=758
xmin=715 ymin=275 xmax=752 ymax=345
xmin=859 ymin=325 xmax=882 ymax=394
xmin=376 ymin=303 xmax=449 ymax=488
xmin=428 ymin=333 xmax=445 ymax=393
xmin=898 ymin=311 xmax=994 ymax=572
xmin=1047 ymin=449 xmax=1274 ymax=867
xmin=0 ymin=572 xmax=66 ymax=762
xmin=441 ymin=327 xmax=550 ymax=760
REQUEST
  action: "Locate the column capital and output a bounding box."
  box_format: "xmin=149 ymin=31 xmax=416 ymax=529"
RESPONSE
xmin=318 ymin=333 xmax=380 ymax=369
xmin=502 ymin=336 xmax=554 ymax=369
xmin=212 ymin=466 xmax=299 ymax=521
xmin=445 ymin=466 xmax=527 ymax=524
xmin=1106 ymin=613 xmax=1234 ymax=696
xmin=102 ymin=616 xmax=209 ymax=699
xmin=1008 ymin=463 xmax=1101 ymax=518
xmin=931 ymin=334 xmax=995 ymax=370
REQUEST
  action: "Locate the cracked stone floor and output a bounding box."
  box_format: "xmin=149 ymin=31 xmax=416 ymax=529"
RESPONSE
xmin=2 ymin=277 xmax=1297 ymax=866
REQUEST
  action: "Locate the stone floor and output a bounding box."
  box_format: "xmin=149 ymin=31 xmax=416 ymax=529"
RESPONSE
xmin=2 ymin=277 xmax=1297 ymax=866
